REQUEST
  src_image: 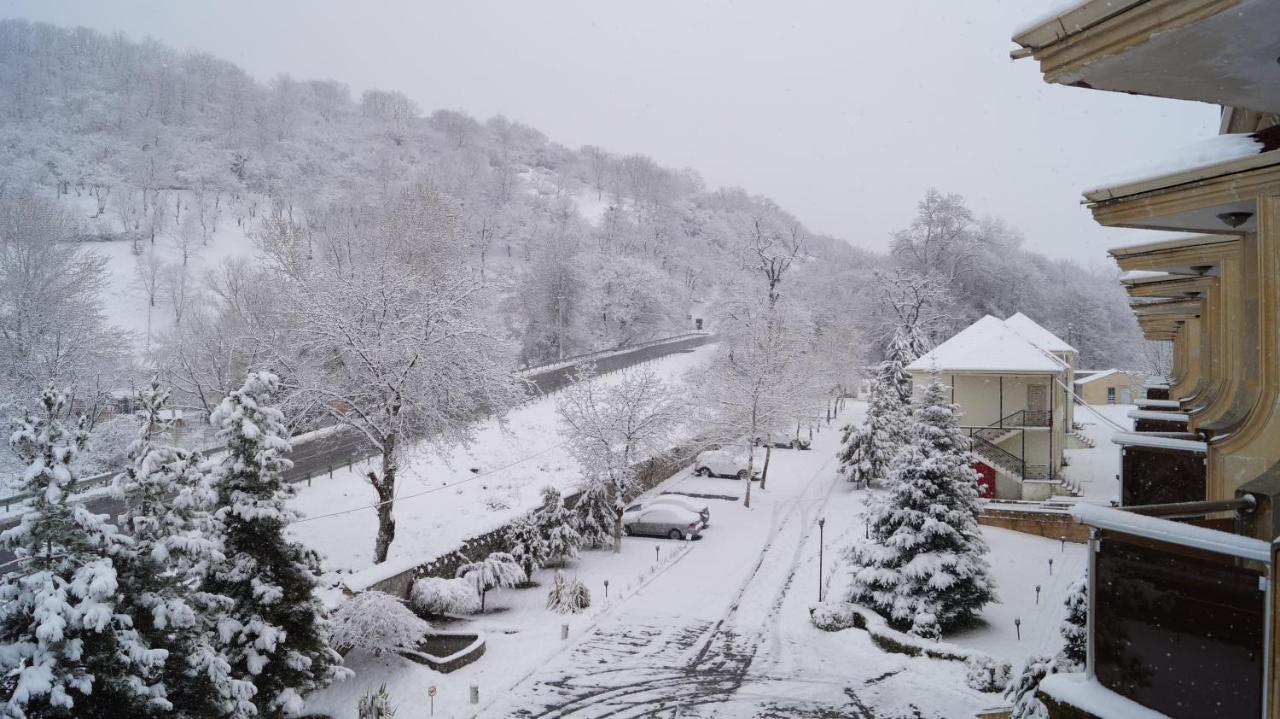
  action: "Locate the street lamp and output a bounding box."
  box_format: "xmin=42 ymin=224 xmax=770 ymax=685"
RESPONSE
xmin=817 ymin=517 xmax=826 ymax=602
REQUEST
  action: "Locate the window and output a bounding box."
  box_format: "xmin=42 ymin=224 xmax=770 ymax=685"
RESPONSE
xmin=1107 ymin=387 xmax=1116 ymax=403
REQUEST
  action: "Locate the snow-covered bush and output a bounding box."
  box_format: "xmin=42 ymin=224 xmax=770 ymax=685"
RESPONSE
xmin=456 ymin=551 xmax=527 ymax=612
xmin=357 ymin=683 xmax=398 ymax=718
xmin=844 ymin=371 xmax=995 ymax=632
xmin=1058 ymin=573 xmax=1088 ymax=671
xmin=1005 ymin=654 xmax=1055 ymax=719
xmin=909 ymin=611 xmax=940 ymax=641
xmin=965 ymin=655 xmax=1014 ymax=693
xmin=330 ymin=590 xmax=433 ymax=656
xmin=546 ymin=571 xmax=591 ymax=614
xmin=410 ymin=576 xmax=481 ymax=616
xmin=809 ymin=602 xmax=863 ymax=632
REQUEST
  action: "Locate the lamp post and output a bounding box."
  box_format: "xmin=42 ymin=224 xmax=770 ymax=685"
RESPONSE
xmin=817 ymin=517 xmax=826 ymax=602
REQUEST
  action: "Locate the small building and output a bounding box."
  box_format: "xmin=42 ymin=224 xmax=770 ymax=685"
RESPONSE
xmin=1073 ymin=368 xmax=1144 ymax=405
xmin=906 ymin=314 xmax=1073 ymax=501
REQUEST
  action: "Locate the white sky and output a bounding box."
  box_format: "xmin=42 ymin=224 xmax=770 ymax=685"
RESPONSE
xmin=3 ymin=0 xmax=1219 ymax=264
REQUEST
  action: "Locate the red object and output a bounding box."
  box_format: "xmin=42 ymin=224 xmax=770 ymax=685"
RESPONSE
xmin=973 ymin=462 xmax=996 ymax=499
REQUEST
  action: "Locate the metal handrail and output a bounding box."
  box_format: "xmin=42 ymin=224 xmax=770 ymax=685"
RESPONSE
xmin=967 ymin=431 xmax=1026 ymax=478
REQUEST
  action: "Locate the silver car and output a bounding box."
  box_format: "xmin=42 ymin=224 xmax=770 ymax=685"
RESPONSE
xmin=622 ymin=504 xmax=703 ymax=540
xmin=625 ymin=494 xmax=710 ymax=526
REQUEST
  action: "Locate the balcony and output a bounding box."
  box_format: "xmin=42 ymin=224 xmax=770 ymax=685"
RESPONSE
xmin=1128 ymin=409 xmax=1189 ymax=434
xmin=1113 ymin=432 xmax=1207 ymax=507
xmin=1040 ymin=502 xmax=1273 ymax=719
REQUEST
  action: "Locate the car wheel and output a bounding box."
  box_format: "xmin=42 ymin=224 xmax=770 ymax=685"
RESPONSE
xmin=788 ymin=440 xmax=796 ymax=449
xmin=697 ymin=467 xmax=712 ymax=477
xmin=624 ymin=525 xmax=634 ymax=536
xmin=668 ymin=529 xmax=683 ymax=540
xmin=736 ymin=470 xmax=747 ymax=481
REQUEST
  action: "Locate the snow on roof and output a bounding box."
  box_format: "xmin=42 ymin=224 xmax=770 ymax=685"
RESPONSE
xmin=1117 ymin=270 xmax=1169 ymax=283
xmin=1086 ymin=132 xmax=1266 ymax=196
xmin=1003 ymin=312 xmax=1076 ymax=353
xmin=1136 ymin=399 xmax=1180 ymax=409
xmin=1074 ymin=368 xmax=1126 ymax=385
xmin=1071 ymin=503 xmax=1271 ymax=562
xmin=906 ymin=315 xmax=1068 ymax=374
xmin=1110 ymin=432 xmax=1205 ymax=453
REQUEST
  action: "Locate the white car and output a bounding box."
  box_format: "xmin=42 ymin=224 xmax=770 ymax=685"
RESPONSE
xmin=692 ymin=449 xmax=760 ymax=480
xmin=754 ymin=430 xmax=811 ymax=450
xmin=622 ymin=505 xmax=703 ymax=540
xmin=625 ymin=494 xmax=710 ymax=526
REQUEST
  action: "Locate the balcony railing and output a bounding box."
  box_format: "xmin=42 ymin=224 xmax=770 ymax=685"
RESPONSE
xmin=1060 ymin=503 xmax=1273 ymax=719
xmin=1113 ymin=432 xmax=1207 ymax=507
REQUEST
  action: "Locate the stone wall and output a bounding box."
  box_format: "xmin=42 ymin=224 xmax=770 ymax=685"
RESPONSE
xmin=978 ymin=506 xmax=1089 ymax=544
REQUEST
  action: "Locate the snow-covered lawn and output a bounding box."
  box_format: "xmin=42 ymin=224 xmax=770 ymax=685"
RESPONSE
xmin=303 ymin=398 xmax=1104 ymax=717
xmin=1062 ymin=403 xmax=1133 ymax=503
xmin=287 ymin=345 xmax=715 ymax=574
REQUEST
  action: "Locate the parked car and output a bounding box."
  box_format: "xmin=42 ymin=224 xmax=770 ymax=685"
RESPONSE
xmin=625 ymin=494 xmax=710 ymax=526
xmin=753 ymin=430 xmax=810 ymax=450
xmin=622 ymin=505 xmax=703 ymax=540
xmin=692 ymin=449 xmax=760 ymax=480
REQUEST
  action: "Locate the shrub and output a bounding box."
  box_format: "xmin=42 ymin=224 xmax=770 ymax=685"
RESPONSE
xmin=809 ymin=602 xmax=863 ymax=632
xmin=965 ymin=655 xmax=1014 ymax=693
xmin=410 ymin=576 xmax=481 ymax=616
xmin=546 ymin=571 xmax=591 ymax=614
xmin=329 ymin=590 xmax=432 ymax=655
xmin=357 ymin=683 xmax=397 ymax=719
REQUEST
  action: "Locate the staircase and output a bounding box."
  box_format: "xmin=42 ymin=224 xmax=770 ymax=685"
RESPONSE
xmin=967 ymin=410 xmax=1082 ymax=499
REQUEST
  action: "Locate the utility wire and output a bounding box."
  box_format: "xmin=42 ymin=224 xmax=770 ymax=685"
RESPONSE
xmin=292 ymin=440 xmax=568 ymax=525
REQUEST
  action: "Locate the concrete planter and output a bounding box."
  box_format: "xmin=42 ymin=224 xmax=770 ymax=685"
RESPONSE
xmin=399 ymin=632 xmax=486 ymax=673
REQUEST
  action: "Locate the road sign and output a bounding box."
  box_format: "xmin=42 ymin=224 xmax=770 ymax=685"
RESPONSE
xmin=428 ymin=686 xmax=437 ymax=697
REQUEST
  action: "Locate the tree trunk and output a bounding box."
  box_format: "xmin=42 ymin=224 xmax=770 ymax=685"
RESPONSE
xmin=760 ymin=445 xmax=772 ymax=490
xmin=371 ymin=438 xmax=398 ymax=563
xmin=744 ymin=443 xmax=755 ymax=508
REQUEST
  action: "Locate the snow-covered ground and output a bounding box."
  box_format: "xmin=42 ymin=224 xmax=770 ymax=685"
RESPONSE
xmin=287 ymin=345 xmax=715 ymax=574
xmin=1062 ymin=403 xmax=1133 ymax=503
xmin=304 ymin=400 xmax=1101 ymax=718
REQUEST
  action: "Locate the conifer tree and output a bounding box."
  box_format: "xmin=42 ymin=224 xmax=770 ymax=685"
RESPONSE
xmin=1058 ymin=573 xmax=1088 ymax=671
xmin=508 ymin=513 xmax=549 ymax=579
xmin=536 ymin=487 xmax=582 ymax=566
xmin=205 ymin=372 xmax=348 ymax=717
xmin=571 ymin=473 xmax=616 ymax=550
xmin=838 ymin=329 xmax=914 ymax=486
xmin=845 ymin=371 xmax=995 ymax=631
xmin=0 ymin=387 xmax=168 ymax=718
xmin=112 ymin=381 xmax=257 ymax=718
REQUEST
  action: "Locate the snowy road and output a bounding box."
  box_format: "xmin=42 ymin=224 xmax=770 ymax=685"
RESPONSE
xmin=480 ymin=406 xmax=974 ymax=718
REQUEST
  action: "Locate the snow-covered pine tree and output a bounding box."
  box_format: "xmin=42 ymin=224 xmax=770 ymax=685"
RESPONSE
xmin=206 ymin=372 xmax=348 ymax=717
xmin=535 ymin=486 xmax=582 ymax=566
xmin=0 ymin=387 xmax=168 ymax=718
xmin=844 ymin=370 xmax=995 ymax=632
xmin=838 ymin=328 xmax=914 ymax=486
xmin=1058 ymin=573 xmax=1088 ymax=671
xmin=571 ymin=471 xmax=616 ymax=550
xmin=112 ymin=380 xmax=257 ymax=718
xmin=508 ymin=513 xmax=549 ymax=579
xmin=1005 ymin=654 xmax=1055 ymax=719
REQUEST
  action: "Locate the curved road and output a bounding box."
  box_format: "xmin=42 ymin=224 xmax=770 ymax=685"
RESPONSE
xmin=0 ymin=333 xmax=713 ymax=569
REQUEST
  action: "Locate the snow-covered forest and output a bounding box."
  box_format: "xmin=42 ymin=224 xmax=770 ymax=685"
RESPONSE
xmin=0 ymin=20 xmax=1143 ymax=456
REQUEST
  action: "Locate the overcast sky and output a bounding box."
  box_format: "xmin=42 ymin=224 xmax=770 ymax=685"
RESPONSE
xmin=4 ymin=0 xmax=1219 ymax=265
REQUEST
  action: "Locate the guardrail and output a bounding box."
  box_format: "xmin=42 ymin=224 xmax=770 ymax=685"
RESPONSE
xmin=514 ymin=331 xmax=712 ymax=377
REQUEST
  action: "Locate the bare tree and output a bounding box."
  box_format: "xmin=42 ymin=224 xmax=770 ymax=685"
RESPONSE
xmin=557 ymin=364 xmax=682 ymax=551
xmin=291 ymin=186 xmax=524 ymax=563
